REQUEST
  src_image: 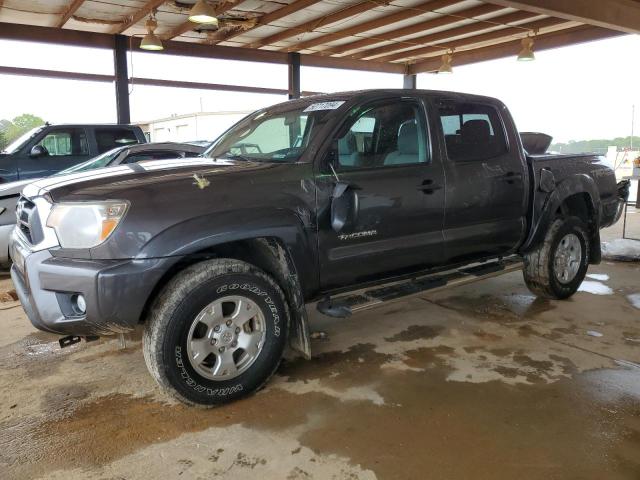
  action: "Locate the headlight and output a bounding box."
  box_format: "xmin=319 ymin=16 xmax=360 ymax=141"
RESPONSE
xmin=46 ymin=201 xmax=129 ymax=249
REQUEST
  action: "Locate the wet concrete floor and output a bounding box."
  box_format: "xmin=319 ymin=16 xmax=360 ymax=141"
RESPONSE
xmin=1 ymin=229 xmax=639 ymax=479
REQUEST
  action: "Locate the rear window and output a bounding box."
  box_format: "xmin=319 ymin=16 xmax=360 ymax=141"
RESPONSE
xmin=95 ymin=128 xmax=140 ymax=154
xmin=438 ymin=102 xmax=507 ymax=162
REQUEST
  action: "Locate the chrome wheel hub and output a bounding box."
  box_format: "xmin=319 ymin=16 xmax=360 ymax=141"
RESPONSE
xmin=554 ymin=233 xmax=582 ymax=284
xmin=186 ymin=295 xmax=266 ymax=381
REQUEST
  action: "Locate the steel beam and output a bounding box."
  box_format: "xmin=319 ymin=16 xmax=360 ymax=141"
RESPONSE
xmin=0 ymin=65 xmax=114 ymax=83
xmin=402 ymin=74 xmax=417 ymax=89
xmin=113 ymin=35 xmax=131 ymax=124
xmin=288 ymin=52 xmax=301 ymax=99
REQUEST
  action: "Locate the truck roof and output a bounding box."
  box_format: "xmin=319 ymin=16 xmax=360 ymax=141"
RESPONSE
xmin=296 ymin=88 xmax=504 ymax=106
xmin=41 ymin=124 xmax=142 ymax=128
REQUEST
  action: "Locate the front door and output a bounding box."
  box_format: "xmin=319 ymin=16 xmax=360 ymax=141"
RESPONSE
xmin=316 ymin=97 xmax=446 ymax=290
xmin=18 ymin=127 xmax=91 ymax=180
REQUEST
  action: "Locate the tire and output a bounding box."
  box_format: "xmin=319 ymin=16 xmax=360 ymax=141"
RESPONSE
xmin=523 ymin=216 xmax=590 ymax=300
xmin=143 ymin=259 xmax=289 ymax=407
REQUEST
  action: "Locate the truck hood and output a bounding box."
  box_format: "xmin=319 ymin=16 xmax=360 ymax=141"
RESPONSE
xmin=22 ymin=157 xmax=269 ymax=201
xmin=0 ymin=178 xmax=41 ymax=197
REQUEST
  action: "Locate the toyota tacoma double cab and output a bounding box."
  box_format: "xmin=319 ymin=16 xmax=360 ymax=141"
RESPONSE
xmin=9 ymin=90 xmax=628 ymax=406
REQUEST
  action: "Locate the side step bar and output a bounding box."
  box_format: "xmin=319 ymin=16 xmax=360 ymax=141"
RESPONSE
xmin=317 ymin=257 xmax=524 ymax=318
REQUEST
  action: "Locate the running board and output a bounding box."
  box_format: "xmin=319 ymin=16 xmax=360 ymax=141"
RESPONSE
xmin=316 ymin=257 xmax=524 ymax=318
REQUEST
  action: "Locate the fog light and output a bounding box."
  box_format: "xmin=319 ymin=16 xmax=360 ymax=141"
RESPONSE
xmin=73 ymin=294 xmax=86 ymax=315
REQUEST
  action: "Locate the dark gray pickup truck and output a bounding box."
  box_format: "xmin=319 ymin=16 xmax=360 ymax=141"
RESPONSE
xmin=9 ymin=90 xmax=628 ymax=406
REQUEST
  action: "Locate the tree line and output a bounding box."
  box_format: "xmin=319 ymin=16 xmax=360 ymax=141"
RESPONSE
xmin=0 ymin=114 xmax=45 ymax=151
xmin=550 ymin=137 xmax=640 ymax=154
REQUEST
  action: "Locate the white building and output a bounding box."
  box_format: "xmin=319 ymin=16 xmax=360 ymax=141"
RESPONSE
xmin=137 ymin=110 xmax=254 ymax=144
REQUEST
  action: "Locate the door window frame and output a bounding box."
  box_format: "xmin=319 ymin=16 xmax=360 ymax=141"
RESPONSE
xmin=320 ymin=96 xmax=433 ymax=174
xmin=435 ymin=99 xmax=511 ymax=164
xmin=29 ymin=127 xmax=89 ymax=157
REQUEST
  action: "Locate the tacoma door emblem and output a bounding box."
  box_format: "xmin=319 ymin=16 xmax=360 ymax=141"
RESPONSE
xmin=338 ymin=230 xmax=377 ymax=241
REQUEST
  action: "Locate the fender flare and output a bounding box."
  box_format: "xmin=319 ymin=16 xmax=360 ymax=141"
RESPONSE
xmin=521 ymin=174 xmax=601 ymax=259
xmin=138 ymin=208 xmax=314 ymax=358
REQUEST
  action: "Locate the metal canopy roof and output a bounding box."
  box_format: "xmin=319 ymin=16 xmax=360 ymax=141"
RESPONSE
xmin=0 ymin=0 xmax=631 ymax=74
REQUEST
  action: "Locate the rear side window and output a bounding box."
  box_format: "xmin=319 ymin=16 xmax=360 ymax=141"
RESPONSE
xmin=95 ymin=128 xmax=139 ymax=154
xmin=438 ymin=102 xmax=507 ymax=161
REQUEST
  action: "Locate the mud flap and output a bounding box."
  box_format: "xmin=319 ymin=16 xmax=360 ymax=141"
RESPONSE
xmin=289 ymin=305 xmax=312 ymax=360
xmin=254 ymin=238 xmax=312 ymax=359
xmin=590 ymin=229 xmax=602 ymax=265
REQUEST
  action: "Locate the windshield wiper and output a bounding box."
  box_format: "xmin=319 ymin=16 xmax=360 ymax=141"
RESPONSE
xmin=219 ymin=153 xmax=254 ymax=162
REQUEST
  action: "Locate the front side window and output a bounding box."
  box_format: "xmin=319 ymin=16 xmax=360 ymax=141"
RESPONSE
xmin=206 ymin=102 xmax=335 ymax=163
xmin=336 ymin=101 xmax=428 ymax=169
xmin=439 ymin=102 xmax=508 ymax=161
xmin=37 ymin=128 xmax=89 ymax=157
xmin=95 ymin=128 xmax=139 ymax=154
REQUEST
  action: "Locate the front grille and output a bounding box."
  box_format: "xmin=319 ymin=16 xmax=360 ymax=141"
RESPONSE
xmin=16 ymin=197 xmax=44 ymax=245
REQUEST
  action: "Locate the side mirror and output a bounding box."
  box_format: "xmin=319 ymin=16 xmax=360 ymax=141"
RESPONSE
xmin=331 ymin=182 xmax=358 ymax=233
xmin=30 ymin=145 xmax=48 ymax=158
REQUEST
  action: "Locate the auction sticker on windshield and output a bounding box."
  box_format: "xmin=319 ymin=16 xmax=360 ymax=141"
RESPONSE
xmin=304 ymin=101 xmax=345 ymax=112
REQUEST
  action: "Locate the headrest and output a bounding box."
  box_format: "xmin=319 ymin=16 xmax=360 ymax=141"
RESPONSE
xmin=397 ymin=121 xmax=418 ymax=154
xmin=338 ymin=132 xmax=357 ymax=155
xmin=461 ymin=120 xmax=491 ymax=144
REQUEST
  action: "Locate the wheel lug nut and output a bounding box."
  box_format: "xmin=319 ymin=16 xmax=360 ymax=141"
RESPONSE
xmin=235 ymin=327 xmax=241 ymax=334
xmin=226 ymin=320 xmax=232 ymax=327
xmin=214 ymin=325 xmax=221 ymax=332
xmin=210 ymin=339 xmax=216 ymax=345
xmin=219 ymin=346 xmax=225 ymax=353
xmin=231 ymin=341 xmax=237 ymax=348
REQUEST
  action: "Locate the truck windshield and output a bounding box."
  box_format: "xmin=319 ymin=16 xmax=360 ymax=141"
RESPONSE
xmin=1 ymin=127 xmax=45 ymax=154
xmin=55 ymin=147 xmax=123 ymax=175
xmin=204 ymin=101 xmax=339 ymax=162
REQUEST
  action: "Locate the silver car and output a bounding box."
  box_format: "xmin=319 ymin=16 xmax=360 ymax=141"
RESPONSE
xmin=0 ymin=142 xmax=206 ymax=267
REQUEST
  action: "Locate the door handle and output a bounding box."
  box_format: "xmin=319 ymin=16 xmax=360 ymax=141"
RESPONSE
xmin=417 ymin=179 xmax=443 ymax=194
xmin=501 ymin=172 xmax=523 ymax=184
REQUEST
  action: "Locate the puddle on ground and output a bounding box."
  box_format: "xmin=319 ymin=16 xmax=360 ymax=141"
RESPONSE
xmin=1 ymin=340 xmax=640 ymax=480
xmin=578 ymin=281 xmax=614 ymax=296
xmin=627 ymin=293 xmax=640 ymax=310
xmin=428 ymin=294 xmax=555 ymax=323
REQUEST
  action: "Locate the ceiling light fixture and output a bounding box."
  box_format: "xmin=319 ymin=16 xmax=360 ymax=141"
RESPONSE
xmin=438 ymin=53 xmax=453 ymax=74
xmin=189 ymin=0 xmax=219 ymax=25
xmin=140 ymin=14 xmax=163 ymax=51
xmin=518 ymin=37 xmax=535 ymax=62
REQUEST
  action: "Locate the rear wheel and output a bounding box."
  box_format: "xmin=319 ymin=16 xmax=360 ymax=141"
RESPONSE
xmin=143 ymin=259 xmax=288 ymax=406
xmin=523 ymin=216 xmax=590 ymax=300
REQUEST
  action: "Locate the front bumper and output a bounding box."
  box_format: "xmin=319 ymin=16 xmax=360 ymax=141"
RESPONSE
xmin=10 ymin=231 xmax=178 ymax=336
xmin=0 ymin=224 xmax=15 ymax=267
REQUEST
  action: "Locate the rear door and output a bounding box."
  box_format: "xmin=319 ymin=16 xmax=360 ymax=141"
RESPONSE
xmin=316 ymin=96 xmax=446 ymax=289
xmin=435 ymin=98 xmax=527 ymax=262
xmin=17 ymin=127 xmax=91 ymax=179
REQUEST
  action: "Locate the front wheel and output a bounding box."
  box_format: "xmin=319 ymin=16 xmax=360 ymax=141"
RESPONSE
xmin=143 ymin=259 xmax=289 ymax=406
xmin=523 ymin=216 xmax=590 ymax=300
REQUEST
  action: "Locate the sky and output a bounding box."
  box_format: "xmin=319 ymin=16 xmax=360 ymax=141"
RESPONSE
xmin=0 ymin=34 xmax=639 ymax=143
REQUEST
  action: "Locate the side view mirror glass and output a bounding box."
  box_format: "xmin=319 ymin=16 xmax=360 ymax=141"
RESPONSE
xmin=30 ymin=145 xmax=48 ymax=158
xmin=331 ymin=182 xmax=358 ymax=233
